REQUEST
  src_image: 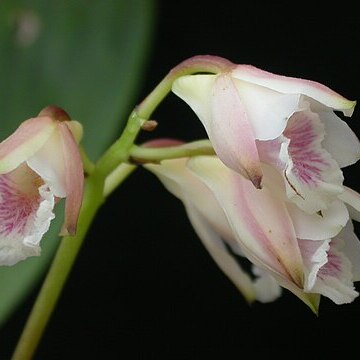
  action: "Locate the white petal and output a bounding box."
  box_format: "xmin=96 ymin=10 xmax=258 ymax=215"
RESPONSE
xmin=287 ymin=200 xmax=349 ymax=240
xmin=251 ymin=265 xmax=282 ymax=303
xmin=0 ymin=168 xmax=55 ymax=266
xmin=173 ymin=73 xmax=300 ymax=152
xmin=280 ymin=108 xmax=344 ymax=213
xmin=232 ymin=78 xmax=301 ymax=140
xmin=172 ymin=74 xmax=216 ymax=126
xmin=313 ymin=276 xmax=358 ymax=304
xmin=27 ymin=128 xmax=66 ymax=198
xmin=298 ymin=238 xmax=330 ymax=291
xmin=320 ymin=111 xmax=360 ymax=168
xmin=173 ymin=74 xmax=263 ymax=186
xmin=23 ymin=184 xmax=55 ymax=247
xmin=308 ymin=236 xmax=358 ymax=304
xmin=185 ymin=202 xmax=257 ymax=303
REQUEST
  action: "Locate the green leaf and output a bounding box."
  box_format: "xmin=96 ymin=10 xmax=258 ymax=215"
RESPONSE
xmin=0 ymin=0 xmax=156 ymax=327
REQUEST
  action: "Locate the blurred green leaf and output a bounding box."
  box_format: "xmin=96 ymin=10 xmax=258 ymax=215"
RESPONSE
xmin=0 ymin=0 xmax=156 ymax=326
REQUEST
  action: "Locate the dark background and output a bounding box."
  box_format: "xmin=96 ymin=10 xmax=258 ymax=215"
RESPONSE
xmin=2 ymin=1 xmax=360 ymax=359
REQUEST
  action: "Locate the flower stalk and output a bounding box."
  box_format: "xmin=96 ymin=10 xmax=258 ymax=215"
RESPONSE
xmin=129 ymin=140 xmax=215 ymax=164
xmin=10 ymin=55 xmax=228 ymax=359
xmin=11 ymin=175 xmax=104 ymax=360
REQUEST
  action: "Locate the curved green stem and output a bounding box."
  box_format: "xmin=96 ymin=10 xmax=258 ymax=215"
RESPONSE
xmin=103 ymin=140 xmax=215 ymax=197
xmin=137 ymin=55 xmax=233 ymax=119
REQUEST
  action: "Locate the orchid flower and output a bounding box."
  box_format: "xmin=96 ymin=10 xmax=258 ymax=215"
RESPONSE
xmin=0 ymin=105 xmax=84 ymax=266
xmin=144 ymin=149 xmax=360 ymax=312
xmin=172 ymin=62 xmax=360 ymax=214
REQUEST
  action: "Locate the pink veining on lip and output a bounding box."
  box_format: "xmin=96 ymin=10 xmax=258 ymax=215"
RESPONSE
xmin=0 ymin=176 xmax=39 ymax=236
xmin=285 ymin=112 xmax=328 ymax=186
xmin=318 ymin=250 xmax=342 ymax=279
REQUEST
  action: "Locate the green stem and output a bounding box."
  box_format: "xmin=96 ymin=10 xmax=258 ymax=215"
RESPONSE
xmin=129 ymin=140 xmax=215 ymax=163
xmin=94 ymin=110 xmax=143 ymax=179
xmin=11 ymin=176 xmax=104 ymax=360
xmin=103 ymin=140 xmax=215 ymax=197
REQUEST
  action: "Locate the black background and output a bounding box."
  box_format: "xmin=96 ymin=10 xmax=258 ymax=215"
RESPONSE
xmin=2 ymin=1 xmax=360 ymax=359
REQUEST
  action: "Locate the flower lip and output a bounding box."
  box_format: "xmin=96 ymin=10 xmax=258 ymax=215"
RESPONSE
xmin=38 ymin=105 xmax=71 ymax=122
xmin=0 ymin=164 xmax=56 ymax=266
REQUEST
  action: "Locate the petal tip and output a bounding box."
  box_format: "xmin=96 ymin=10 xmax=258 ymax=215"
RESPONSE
xmin=250 ymin=173 xmax=263 ymax=189
xmin=343 ymin=100 xmax=357 ymax=117
xmin=243 ymin=165 xmax=263 ymax=189
xmin=39 ymin=105 xmax=71 ymax=122
xmin=291 ymin=269 xmax=305 ymax=289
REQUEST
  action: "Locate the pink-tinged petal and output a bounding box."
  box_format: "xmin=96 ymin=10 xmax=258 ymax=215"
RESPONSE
xmin=320 ymin=111 xmax=360 ymax=168
xmin=146 ymin=156 xmax=320 ymax=312
xmin=187 ymin=156 xmax=304 ymax=288
xmin=210 ymin=74 xmax=262 ymax=187
xmin=279 ymin=108 xmax=343 ymax=213
xmin=0 ymin=164 xmax=55 ymax=266
xmin=27 ymin=128 xmax=66 ymax=197
xmin=173 ymin=74 xmax=300 ymax=143
xmin=144 ymin=158 xmax=257 ymax=303
xmin=298 ymin=238 xmax=330 ymax=291
xmin=188 ymin=156 xmax=323 ymax=312
xmin=232 ymin=78 xmax=301 ymax=140
xmin=172 ymin=74 xmax=263 ymax=187
xmin=185 ymin=204 xmax=257 ymax=303
xmin=260 ymin=165 xmax=349 ymax=239
xmin=0 ymin=116 xmax=56 ymax=174
xmin=58 ymin=122 xmax=84 ymax=236
xmin=232 ymin=65 xmax=356 ymax=115
xmin=287 ymin=200 xmax=349 ymax=240
xmin=300 ymin=235 xmax=359 ymax=304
